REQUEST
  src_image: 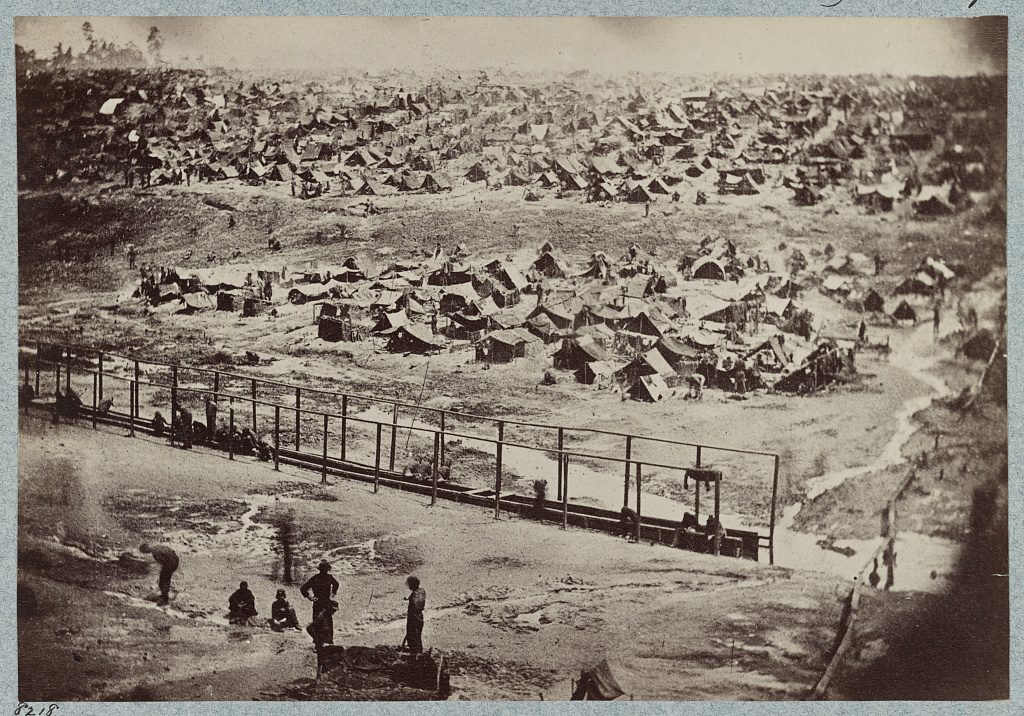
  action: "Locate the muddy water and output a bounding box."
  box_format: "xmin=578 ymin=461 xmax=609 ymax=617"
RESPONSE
xmin=350 ymin=321 xmax=962 ymax=593
xmin=774 ymin=319 xmax=959 ymax=593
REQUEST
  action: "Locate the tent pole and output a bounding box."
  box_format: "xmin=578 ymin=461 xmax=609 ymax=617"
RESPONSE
xmin=228 ymin=406 xmax=234 ymax=459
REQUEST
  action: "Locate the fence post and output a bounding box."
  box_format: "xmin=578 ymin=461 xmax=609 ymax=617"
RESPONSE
xmin=561 ymin=453 xmax=569 ymax=530
xmin=431 ymin=431 xmax=440 ymax=506
xmin=321 ymin=414 xmax=328 ymax=485
xmin=294 ymin=387 xmax=301 ymax=451
xmin=92 ymin=373 xmax=98 ymax=429
xmin=170 ymin=365 xmax=178 ymax=445
xmin=635 ymin=462 xmax=642 ymax=543
xmin=769 ymin=455 xmax=780 ymax=565
xmin=694 ymin=480 xmax=701 ymax=526
xmin=65 ymin=349 xmax=71 ymax=392
xmin=251 ymin=379 xmax=257 ymax=432
xmin=389 ymin=404 xmax=399 ymax=471
xmin=54 ymin=364 xmax=60 ymax=399
xmin=97 ymin=352 xmax=104 ymax=403
xmin=340 ymin=395 xmax=348 ymax=461
xmin=274 ymin=406 xmax=280 ymax=471
xmin=493 ymin=421 xmax=505 ymax=520
xmin=129 ymin=382 xmax=135 ymax=437
xmin=214 ymin=370 xmax=220 ymax=396
xmin=696 ymin=445 xmax=703 ymax=468
xmin=374 ymin=423 xmax=382 ymax=494
xmin=228 ymin=406 xmax=235 ymax=460
xmin=713 ymin=474 xmax=722 ymax=557
xmin=623 ymin=435 xmax=632 ymax=508
xmin=556 ymin=428 xmax=564 ymax=502
xmin=439 ymin=410 xmax=446 ymax=466
xmin=133 ymin=359 xmax=140 ymax=418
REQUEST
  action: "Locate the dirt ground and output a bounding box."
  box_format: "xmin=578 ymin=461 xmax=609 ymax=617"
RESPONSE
xmin=20 ymin=415 xmax=856 ymax=701
xmin=16 ymin=180 xmax=1008 ymax=700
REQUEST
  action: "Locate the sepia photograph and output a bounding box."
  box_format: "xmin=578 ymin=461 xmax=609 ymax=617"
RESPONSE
xmin=13 ymin=14 xmax=1009 ymax=702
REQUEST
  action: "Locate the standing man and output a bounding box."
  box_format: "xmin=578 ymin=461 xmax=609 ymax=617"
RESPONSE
xmin=175 ymin=401 xmax=193 ymax=449
xmin=140 ymin=543 xmax=179 ymax=606
xmin=404 ymin=575 xmax=426 ymax=654
xmin=125 ymin=242 xmax=137 ymax=270
xmin=933 ymin=304 xmax=941 ymax=340
xmin=300 ymin=561 xmax=339 ymax=645
xmin=204 ymin=395 xmax=218 ymax=438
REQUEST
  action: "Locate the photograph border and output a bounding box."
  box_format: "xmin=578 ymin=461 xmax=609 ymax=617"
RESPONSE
xmin=1 ymin=2 xmax=1018 ymax=714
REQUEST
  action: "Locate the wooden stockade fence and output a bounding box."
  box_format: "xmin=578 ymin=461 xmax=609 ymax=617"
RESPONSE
xmin=806 ymin=468 xmax=919 ymax=699
xmin=20 ymin=341 xmax=782 ymax=561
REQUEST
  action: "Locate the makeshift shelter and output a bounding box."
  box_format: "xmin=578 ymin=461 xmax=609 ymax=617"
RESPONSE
xmin=475 ymin=328 xmax=537 ymax=364
xmin=629 ymin=374 xmax=671 ymax=402
xmin=960 ymin=329 xmax=996 ymax=361
xmin=531 ymin=251 xmax=568 ymax=279
xmin=179 ymin=292 xmax=216 ymax=314
xmin=617 ymin=348 xmax=676 ymax=384
xmin=691 ymin=256 xmax=727 ymax=281
xmin=894 ymin=272 xmax=935 ymax=296
xmin=655 ymin=336 xmax=699 ymax=368
xmin=371 ymin=310 xmax=408 ymax=335
xmin=912 ymin=184 xmax=956 ymax=215
xmin=576 ymin=360 xmax=620 ymax=386
xmin=553 ymin=336 xmax=612 ymax=371
xmin=384 ymin=324 xmax=443 ymax=354
xmin=891 ymin=300 xmax=918 ymax=322
xmin=862 ymin=288 xmax=885 ymax=313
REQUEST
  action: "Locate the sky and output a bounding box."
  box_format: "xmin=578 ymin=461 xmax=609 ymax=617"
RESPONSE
xmin=14 ymin=16 xmax=1008 ymax=76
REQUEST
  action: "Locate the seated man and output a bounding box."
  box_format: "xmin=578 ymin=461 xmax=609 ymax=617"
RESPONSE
xmin=269 ymin=589 xmax=301 ymax=631
xmin=255 ymin=439 xmax=274 ymax=462
xmin=619 ymin=506 xmax=639 ymax=541
xmin=151 ymin=411 xmax=167 ymax=437
xmin=227 ymin=581 xmax=259 ymax=625
xmin=673 ymin=512 xmax=699 ymax=549
xmin=705 ymin=515 xmax=728 ymax=550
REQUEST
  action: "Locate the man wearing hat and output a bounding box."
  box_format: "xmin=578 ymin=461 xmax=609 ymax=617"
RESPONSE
xmin=300 ymin=560 xmax=340 ymax=644
xmin=269 ymin=589 xmax=301 ymax=631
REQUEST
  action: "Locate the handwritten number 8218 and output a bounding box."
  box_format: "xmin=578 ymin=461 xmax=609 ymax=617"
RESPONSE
xmin=14 ymin=704 xmax=59 ymax=716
